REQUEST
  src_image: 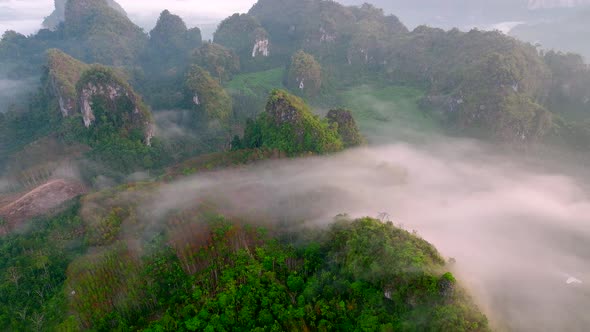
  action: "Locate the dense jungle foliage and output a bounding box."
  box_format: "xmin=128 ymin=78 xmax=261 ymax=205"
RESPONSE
xmin=1 ymin=0 xmax=589 ymax=330
xmin=236 ymin=90 xmax=344 ymax=155
xmin=0 ymin=201 xmax=489 ymax=331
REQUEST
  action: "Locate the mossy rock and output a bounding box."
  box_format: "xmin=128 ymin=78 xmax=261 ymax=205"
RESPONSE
xmin=184 ymin=65 xmax=233 ymax=124
xmin=76 ymin=65 xmax=154 ymax=144
xmin=46 ymin=49 xmax=90 ymax=116
xmin=326 ymin=108 xmax=365 ymax=147
xmin=243 ymin=89 xmax=343 ymax=155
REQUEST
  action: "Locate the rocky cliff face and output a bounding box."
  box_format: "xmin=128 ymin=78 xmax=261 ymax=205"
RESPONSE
xmin=77 ymin=81 xmax=154 ymax=145
xmin=213 ymin=14 xmax=271 ymax=62
xmin=46 ymin=51 xmax=154 ymax=145
xmin=249 ymin=0 xmax=406 ymax=61
xmin=46 ymin=49 xmax=89 ymax=117
xmin=265 ymin=91 xmax=305 ymax=127
xmin=243 ymin=89 xmax=344 ymax=154
xmin=77 ymin=67 xmax=154 ymax=145
xmin=252 ymin=38 xmax=270 ymax=58
xmin=326 ymin=109 xmax=364 ymax=147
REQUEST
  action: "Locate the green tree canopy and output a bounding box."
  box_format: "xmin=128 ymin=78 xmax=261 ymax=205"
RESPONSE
xmin=241 ymin=89 xmax=342 ymax=154
xmin=144 ymin=10 xmax=202 ymax=70
xmin=287 ymin=50 xmax=322 ymax=97
xmin=456 ymin=52 xmax=553 ymax=141
xmin=184 ymin=65 xmax=233 ymax=125
xmin=326 ymin=108 xmax=365 ymax=147
xmin=214 ymin=14 xmax=269 ymax=58
xmin=192 ymin=43 xmax=240 ymax=83
xmin=43 ymin=0 xmax=127 ymax=30
xmin=63 ymin=0 xmax=148 ymax=66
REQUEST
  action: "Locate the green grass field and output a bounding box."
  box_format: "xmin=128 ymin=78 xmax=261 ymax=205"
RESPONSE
xmin=225 ymin=67 xmax=285 ymax=98
xmin=225 ymin=67 xmax=286 ymax=120
xmin=226 ymin=70 xmax=441 ymax=143
xmin=336 ymin=85 xmax=442 ymax=143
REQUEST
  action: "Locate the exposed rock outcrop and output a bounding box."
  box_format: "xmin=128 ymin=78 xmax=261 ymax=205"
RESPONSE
xmin=46 ymin=49 xmax=89 ymax=117
xmin=77 ymin=66 xmax=155 ymax=145
xmin=252 ymin=38 xmax=270 ymax=58
xmin=265 ymin=90 xmax=305 ymax=126
xmin=213 ymin=13 xmax=271 ymax=67
xmin=326 ymin=109 xmax=364 ymax=147
xmin=319 ymin=27 xmax=337 ymax=43
xmin=239 ymin=90 xmax=343 ymax=155
xmin=45 ymin=51 xmax=155 ymax=145
xmin=249 ymin=0 xmax=406 ymax=62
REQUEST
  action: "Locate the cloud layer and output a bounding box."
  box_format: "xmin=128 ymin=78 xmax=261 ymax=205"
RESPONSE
xmin=144 ymin=140 xmax=590 ymax=332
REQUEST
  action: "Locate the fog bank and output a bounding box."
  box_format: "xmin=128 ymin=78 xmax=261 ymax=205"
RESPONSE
xmin=145 ymin=139 xmax=590 ymax=332
xmin=0 ymin=78 xmax=38 ymax=112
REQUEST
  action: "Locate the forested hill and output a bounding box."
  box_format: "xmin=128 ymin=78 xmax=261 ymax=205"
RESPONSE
xmin=0 ymin=0 xmax=148 ymax=73
xmin=43 ymin=0 xmax=128 ymax=31
xmin=244 ymin=0 xmax=589 ymax=144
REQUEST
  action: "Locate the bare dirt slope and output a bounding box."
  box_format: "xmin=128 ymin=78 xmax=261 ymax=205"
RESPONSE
xmin=0 ymin=179 xmax=86 ymax=233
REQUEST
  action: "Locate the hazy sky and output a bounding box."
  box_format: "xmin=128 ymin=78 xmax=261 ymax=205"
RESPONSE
xmin=0 ymin=0 xmax=258 ymax=35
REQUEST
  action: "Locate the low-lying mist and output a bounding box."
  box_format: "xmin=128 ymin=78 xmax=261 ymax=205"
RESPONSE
xmin=0 ymin=0 xmax=53 ymax=35
xmin=143 ymin=138 xmax=590 ymax=332
xmin=0 ymin=78 xmax=38 ymax=112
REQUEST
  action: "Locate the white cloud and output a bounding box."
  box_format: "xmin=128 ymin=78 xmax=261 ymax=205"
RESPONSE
xmin=0 ymin=0 xmax=53 ymax=35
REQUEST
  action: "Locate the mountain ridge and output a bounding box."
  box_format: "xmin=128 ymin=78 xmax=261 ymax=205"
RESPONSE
xmin=43 ymin=0 xmax=127 ymax=31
